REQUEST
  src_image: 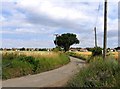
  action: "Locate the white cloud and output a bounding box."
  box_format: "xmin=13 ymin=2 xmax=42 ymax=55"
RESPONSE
xmin=2 ymin=0 xmax=118 ymax=48
xmin=2 ymin=38 xmax=54 ymax=48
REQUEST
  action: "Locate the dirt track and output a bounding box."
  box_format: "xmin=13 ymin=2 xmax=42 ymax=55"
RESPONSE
xmin=2 ymin=57 xmax=86 ymax=87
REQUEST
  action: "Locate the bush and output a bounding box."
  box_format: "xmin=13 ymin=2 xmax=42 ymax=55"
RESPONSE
xmin=52 ymin=46 xmax=63 ymax=52
xmin=92 ymin=47 xmax=102 ymax=56
xmin=67 ymin=57 xmax=120 ymax=87
xmin=2 ymin=60 xmax=33 ymax=79
xmin=18 ymin=55 xmax=36 ymax=65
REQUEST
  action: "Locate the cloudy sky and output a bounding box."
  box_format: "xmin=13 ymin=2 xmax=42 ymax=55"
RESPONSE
xmin=1 ymin=0 xmax=119 ymax=48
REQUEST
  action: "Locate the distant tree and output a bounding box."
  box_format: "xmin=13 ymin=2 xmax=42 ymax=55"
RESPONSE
xmin=52 ymin=46 xmax=63 ymax=52
xmin=54 ymin=33 xmax=79 ymax=52
xmin=107 ymin=48 xmax=110 ymax=52
xmin=114 ymin=47 xmax=120 ymax=51
xmin=86 ymin=47 xmax=94 ymax=52
xmin=20 ymin=47 xmax=25 ymax=51
xmin=0 ymin=48 xmax=3 ymax=51
xmin=92 ymin=47 xmax=102 ymax=56
xmin=26 ymin=48 xmax=29 ymax=51
xmin=38 ymin=48 xmax=47 ymax=51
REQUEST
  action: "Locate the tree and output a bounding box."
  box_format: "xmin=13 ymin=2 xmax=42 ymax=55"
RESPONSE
xmin=86 ymin=47 xmax=94 ymax=52
xmin=114 ymin=47 xmax=120 ymax=51
xmin=92 ymin=47 xmax=102 ymax=56
xmin=52 ymin=46 xmax=63 ymax=52
xmin=54 ymin=33 xmax=79 ymax=52
xmin=20 ymin=47 xmax=25 ymax=51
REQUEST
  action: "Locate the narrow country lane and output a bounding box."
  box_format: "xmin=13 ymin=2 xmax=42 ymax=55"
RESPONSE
xmin=2 ymin=57 xmax=86 ymax=87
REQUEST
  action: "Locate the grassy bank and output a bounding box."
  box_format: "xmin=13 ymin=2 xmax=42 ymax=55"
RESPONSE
xmin=67 ymin=56 xmax=120 ymax=87
xmin=2 ymin=51 xmax=70 ymax=80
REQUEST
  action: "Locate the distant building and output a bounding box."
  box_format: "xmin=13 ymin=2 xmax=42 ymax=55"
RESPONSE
xmin=80 ymin=48 xmax=88 ymax=52
xmin=110 ymin=49 xmax=116 ymax=52
xmin=117 ymin=49 xmax=120 ymax=52
xmin=107 ymin=48 xmax=116 ymax=52
xmin=69 ymin=48 xmax=88 ymax=52
xmin=69 ymin=48 xmax=79 ymax=52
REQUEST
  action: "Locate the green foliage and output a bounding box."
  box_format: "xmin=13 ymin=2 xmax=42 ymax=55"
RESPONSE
xmin=52 ymin=46 xmax=63 ymax=52
xmin=114 ymin=46 xmax=120 ymax=51
xmin=34 ymin=53 xmax=70 ymax=73
xmin=38 ymin=48 xmax=47 ymax=51
xmin=67 ymin=57 xmax=120 ymax=87
xmin=2 ymin=52 xmax=70 ymax=79
xmin=3 ymin=60 xmax=33 ymax=79
xmin=86 ymin=47 xmax=94 ymax=52
xmin=18 ymin=55 xmax=36 ymax=65
xmin=54 ymin=33 xmax=79 ymax=52
xmin=19 ymin=47 xmax=25 ymax=51
xmin=92 ymin=47 xmax=102 ymax=56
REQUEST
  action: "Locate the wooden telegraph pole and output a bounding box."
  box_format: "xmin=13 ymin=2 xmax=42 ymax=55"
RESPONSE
xmin=103 ymin=0 xmax=107 ymax=59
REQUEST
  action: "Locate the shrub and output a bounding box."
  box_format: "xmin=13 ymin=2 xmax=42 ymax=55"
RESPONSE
xmin=52 ymin=46 xmax=63 ymax=52
xmin=92 ymin=47 xmax=102 ymax=56
xmin=2 ymin=60 xmax=33 ymax=79
xmin=67 ymin=57 xmax=120 ymax=87
xmin=18 ymin=55 xmax=36 ymax=65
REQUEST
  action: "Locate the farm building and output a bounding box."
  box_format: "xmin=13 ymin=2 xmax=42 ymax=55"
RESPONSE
xmin=69 ymin=48 xmax=88 ymax=52
xmin=79 ymin=48 xmax=88 ymax=52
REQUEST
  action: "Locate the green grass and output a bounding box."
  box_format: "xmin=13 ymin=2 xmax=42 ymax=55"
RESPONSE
xmin=67 ymin=56 xmax=120 ymax=87
xmin=2 ymin=52 xmax=70 ymax=80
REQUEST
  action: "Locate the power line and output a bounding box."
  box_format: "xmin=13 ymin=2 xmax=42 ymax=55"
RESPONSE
xmin=94 ymin=2 xmax=101 ymax=27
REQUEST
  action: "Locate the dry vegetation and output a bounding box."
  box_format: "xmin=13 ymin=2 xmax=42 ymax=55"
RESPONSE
xmin=75 ymin=52 xmax=92 ymax=56
xmin=111 ymin=52 xmax=118 ymax=60
xmin=2 ymin=51 xmax=59 ymax=58
xmin=74 ymin=51 xmax=118 ymax=60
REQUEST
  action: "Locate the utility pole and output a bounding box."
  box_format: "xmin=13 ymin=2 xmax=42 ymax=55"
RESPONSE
xmin=103 ymin=0 xmax=107 ymax=59
xmin=94 ymin=27 xmax=97 ymax=47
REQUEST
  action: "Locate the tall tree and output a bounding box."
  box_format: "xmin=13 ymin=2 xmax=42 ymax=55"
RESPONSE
xmin=54 ymin=33 xmax=79 ymax=52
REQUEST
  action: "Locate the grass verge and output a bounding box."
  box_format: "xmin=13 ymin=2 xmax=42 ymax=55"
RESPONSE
xmin=67 ymin=56 xmax=120 ymax=87
xmin=2 ymin=52 xmax=70 ymax=80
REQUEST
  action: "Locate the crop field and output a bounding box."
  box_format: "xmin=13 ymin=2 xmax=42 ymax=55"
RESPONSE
xmin=74 ymin=52 xmax=92 ymax=56
xmin=2 ymin=51 xmax=70 ymax=79
xmin=74 ymin=51 xmax=118 ymax=60
xmin=109 ymin=52 xmax=118 ymax=60
xmin=2 ymin=51 xmax=60 ymax=59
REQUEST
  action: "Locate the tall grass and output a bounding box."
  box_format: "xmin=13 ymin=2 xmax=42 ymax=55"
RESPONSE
xmin=67 ymin=57 xmax=120 ymax=87
xmin=2 ymin=51 xmax=70 ymax=80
